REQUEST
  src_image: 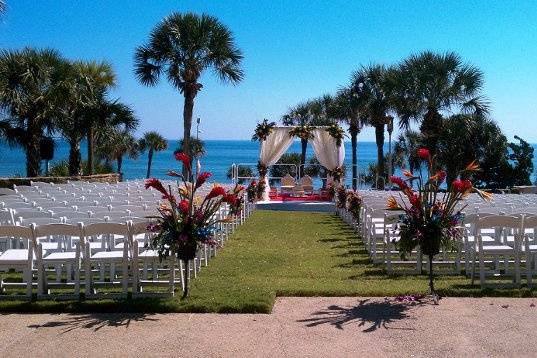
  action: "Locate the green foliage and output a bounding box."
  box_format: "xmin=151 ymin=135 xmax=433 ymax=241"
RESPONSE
xmin=269 ymin=153 xmax=301 ymax=179
xmin=304 ymin=157 xmax=327 ymax=178
xmin=508 ymin=136 xmax=534 ymax=186
xmin=227 ymin=165 xmax=254 ymax=184
xmin=48 ymin=160 xmax=113 ymax=177
xmin=177 ymin=137 xmax=206 ymax=158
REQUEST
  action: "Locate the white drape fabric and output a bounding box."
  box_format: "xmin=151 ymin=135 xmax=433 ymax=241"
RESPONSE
xmin=310 ymin=128 xmax=345 ymax=183
xmin=259 ymin=127 xmax=294 ymax=200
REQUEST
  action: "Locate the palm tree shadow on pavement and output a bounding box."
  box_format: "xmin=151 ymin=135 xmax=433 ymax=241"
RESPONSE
xmin=297 ymin=298 xmax=427 ymax=332
xmin=26 ymin=313 xmax=158 ymax=333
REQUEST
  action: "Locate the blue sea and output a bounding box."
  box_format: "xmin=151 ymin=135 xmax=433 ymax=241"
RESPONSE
xmin=1 ymin=140 xmax=537 ymax=187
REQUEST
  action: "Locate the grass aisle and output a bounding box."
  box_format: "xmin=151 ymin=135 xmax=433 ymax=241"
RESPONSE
xmin=0 ymin=210 xmax=534 ymax=313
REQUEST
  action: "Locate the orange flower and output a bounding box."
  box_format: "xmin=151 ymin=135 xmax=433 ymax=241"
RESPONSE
xmin=475 ymin=188 xmax=493 ymax=201
xmin=465 ymin=160 xmax=480 ymax=172
xmin=403 ymin=170 xmax=414 ymax=178
xmin=386 ymin=195 xmax=401 ymax=210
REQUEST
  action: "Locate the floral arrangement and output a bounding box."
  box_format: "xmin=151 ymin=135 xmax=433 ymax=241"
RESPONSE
xmin=256 ymin=161 xmax=268 ymax=200
xmin=336 ymin=185 xmax=347 ymax=208
xmin=252 ymin=119 xmax=276 ymax=141
xmin=326 ymin=123 xmax=345 ymax=146
xmin=146 ymin=152 xmax=244 ymax=299
xmin=329 ymin=166 xmax=345 ymax=182
xmin=246 ymin=180 xmax=257 ymax=203
xmin=326 ymin=182 xmax=337 ymax=200
xmin=387 ymin=148 xmax=491 ymax=299
xmin=346 ymin=191 xmax=362 ymax=221
xmin=289 ymin=125 xmax=314 ymax=140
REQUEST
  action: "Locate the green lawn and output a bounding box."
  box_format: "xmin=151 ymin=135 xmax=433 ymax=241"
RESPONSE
xmin=0 ymin=210 xmax=535 ymax=313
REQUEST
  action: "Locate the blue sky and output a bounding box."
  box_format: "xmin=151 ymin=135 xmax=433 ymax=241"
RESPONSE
xmin=1 ymin=1 xmax=537 ymax=142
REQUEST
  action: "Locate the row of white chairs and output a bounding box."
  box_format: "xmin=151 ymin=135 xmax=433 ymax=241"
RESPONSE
xmin=0 ymin=181 xmax=256 ymax=300
xmin=337 ymin=190 xmax=537 ymax=288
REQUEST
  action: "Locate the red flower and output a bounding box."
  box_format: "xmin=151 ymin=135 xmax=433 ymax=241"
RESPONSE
xmin=452 ymin=179 xmax=472 ymax=193
xmin=223 ymin=193 xmax=237 ymax=206
xmin=417 ymin=148 xmax=430 ymax=161
xmin=178 ymin=199 xmax=190 ymax=214
xmin=206 ymin=186 xmax=226 ymax=200
xmin=390 ymin=176 xmax=409 ymax=191
xmin=409 ymin=194 xmax=421 ymax=207
xmin=145 ymin=178 xmax=168 ymax=197
xmin=174 ymin=152 xmax=191 ymax=172
xmin=196 ymin=172 xmax=212 ymax=188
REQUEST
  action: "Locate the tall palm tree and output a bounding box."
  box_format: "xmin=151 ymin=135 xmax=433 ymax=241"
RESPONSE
xmin=0 ymin=48 xmax=64 ymax=176
xmin=329 ymin=86 xmax=366 ymax=190
xmin=393 ymin=51 xmax=488 ymax=153
xmin=134 ymin=12 xmax=244 ymax=173
xmin=282 ymin=102 xmax=311 ymax=175
xmin=139 ymin=131 xmax=168 ymax=178
xmin=351 ymin=64 xmax=394 ymax=189
xmin=76 ymin=61 xmax=116 ymax=175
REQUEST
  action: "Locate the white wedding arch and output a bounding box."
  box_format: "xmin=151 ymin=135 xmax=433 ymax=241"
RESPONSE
xmin=258 ymin=126 xmax=345 ymax=201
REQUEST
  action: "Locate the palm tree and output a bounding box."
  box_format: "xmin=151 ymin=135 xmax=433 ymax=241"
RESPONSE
xmin=0 ymin=48 xmax=64 ymax=177
xmin=76 ymin=62 xmax=116 ymax=175
xmin=139 ymin=131 xmax=168 ymax=178
xmin=134 ymin=12 xmax=244 ymax=173
xmin=55 ymin=60 xmax=111 ymax=176
xmin=351 ymin=64 xmax=394 ymax=189
xmin=393 ymin=51 xmax=488 ymax=153
xmin=96 ymin=128 xmax=139 ymax=176
xmin=282 ymin=102 xmax=311 ymax=176
xmin=393 ymin=130 xmax=422 ymax=174
xmin=283 ymin=96 xmax=334 ymax=176
xmin=329 ymin=86 xmax=366 ymax=190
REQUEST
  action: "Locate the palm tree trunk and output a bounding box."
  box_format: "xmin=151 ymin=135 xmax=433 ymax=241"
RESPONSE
xmin=182 ymin=89 xmax=195 ymax=176
xmin=146 ymin=148 xmax=153 ymax=179
xmin=350 ymin=127 xmax=358 ymax=190
xmin=25 ymin=130 xmax=41 ymax=177
xmin=87 ymin=127 xmax=95 ymax=175
xmin=420 ymin=109 xmax=443 ymax=155
xmin=300 ymin=138 xmax=307 ymax=177
xmin=117 ymin=155 xmax=123 ymax=175
xmin=375 ymin=123 xmax=385 ymax=189
xmin=68 ymin=139 xmax=82 ymax=176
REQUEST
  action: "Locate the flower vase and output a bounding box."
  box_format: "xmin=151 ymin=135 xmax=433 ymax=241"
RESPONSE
xmin=177 ymin=239 xmax=198 ymax=299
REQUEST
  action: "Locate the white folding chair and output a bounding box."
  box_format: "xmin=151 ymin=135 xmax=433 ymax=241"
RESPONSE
xmin=82 ymin=222 xmax=131 ymax=297
xmin=0 ymin=225 xmax=36 ymax=299
xmin=34 ymin=223 xmax=84 ymax=298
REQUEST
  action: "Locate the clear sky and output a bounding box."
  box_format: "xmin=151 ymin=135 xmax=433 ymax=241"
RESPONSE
xmin=1 ymin=1 xmax=536 ymax=142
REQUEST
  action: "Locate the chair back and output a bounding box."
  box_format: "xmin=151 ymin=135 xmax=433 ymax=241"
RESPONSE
xmin=281 ymin=174 xmax=295 ymax=187
xmin=300 ymin=175 xmax=313 ymax=186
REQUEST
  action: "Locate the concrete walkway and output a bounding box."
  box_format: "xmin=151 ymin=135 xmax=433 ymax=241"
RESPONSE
xmin=1 ymin=297 xmax=537 ymax=357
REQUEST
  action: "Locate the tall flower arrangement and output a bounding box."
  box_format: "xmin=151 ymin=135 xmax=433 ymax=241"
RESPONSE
xmin=146 ymin=152 xmax=244 ymax=299
xmin=387 ymin=148 xmax=491 ymax=299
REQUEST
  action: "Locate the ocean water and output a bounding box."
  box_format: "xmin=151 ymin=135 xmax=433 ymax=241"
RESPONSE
xmin=1 ymin=139 xmax=537 ymax=187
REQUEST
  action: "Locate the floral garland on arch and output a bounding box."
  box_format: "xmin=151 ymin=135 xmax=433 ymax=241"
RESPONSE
xmin=256 ymin=161 xmax=268 ymax=200
xmin=326 ymin=123 xmax=345 ymax=147
xmin=329 ymin=166 xmax=345 ymax=182
xmin=386 ymin=148 xmax=491 ymax=302
xmin=252 ymin=119 xmax=276 ymax=141
xmin=289 ymin=125 xmax=314 ymax=140
xmin=145 ymin=152 xmax=244 ymax=299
